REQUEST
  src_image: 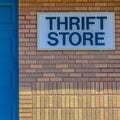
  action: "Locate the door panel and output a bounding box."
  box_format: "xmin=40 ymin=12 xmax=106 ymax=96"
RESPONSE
xmin=0 ymin=5 xmax=13 ymax=23
xmin=0 ymin=98 xmax=18 ymax=120
xmin=0 ymin=0 xmax=18 ymax=119
xmin=0 ymin=2 xmax=17 ymax=30
xmin=0 ymin=31 xmax=17 ymax=57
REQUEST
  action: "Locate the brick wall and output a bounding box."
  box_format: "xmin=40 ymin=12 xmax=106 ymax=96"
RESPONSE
xmin=19 ymin=0 xmax=120 ymax=120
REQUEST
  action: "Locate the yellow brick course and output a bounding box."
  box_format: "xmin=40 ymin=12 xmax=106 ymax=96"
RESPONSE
xmin=20 ymin=81 xmax=120 ymax=119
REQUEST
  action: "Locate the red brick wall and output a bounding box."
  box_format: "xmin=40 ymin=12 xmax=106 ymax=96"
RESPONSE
xmin=19 ymin=0 xmax=120 ymax=120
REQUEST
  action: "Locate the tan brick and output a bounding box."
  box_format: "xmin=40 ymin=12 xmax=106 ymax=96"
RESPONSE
xmin=83 ymin=96 xmax=87 ymax=107
xmin=75 ymin=109 xmax=79 ymax=120
xmin=56 ymin=64 xmax=68 ymax=68
xmin=43 ymin=3 xmax=55 ymax=6
xmin=78 ymin=96 xmax=83 ymax=107
xmin=37 ymin=78 xmax=49 ymax=81
xmin=43 ymin=73 xmax=55 ymax=77
xmin=79 ymin=109 xmax=82 ymax=120
xmin=70 ymin=73 xmax=82 ymax=77
xmin=104 ymin=96 xmax=108 ymax=107
xmin=108 ymin=55 xmax=120 ymax=59
xmin=58 ymin=109 xmax=61 ymax=120
xmin=83 ymin=109 xmax=87 ymax=120
xmin=96 ymin=96 xmax=100 ymax=107
xmin=96 ymin=109 xmax=100 ymax=120
xmin=65 ymin=96 xmax=70 ymax=107
xmin=91 ymin=96 xmax=95 ymax=107
xmin=30 ymin=64 xmax=42 ymax=68
xmin=74 ymin=96 xmax=78 ymax=107
xmin=91 ymin=109 xmax=95 ymax=120
xmin=108 ymin=73 xmax=120 ymax=77
xmin=95 ymin=3 xmax=107 ymax=6
xmin=58 ymin=96 xmax=62 ymax=108
xmin=96 ymin=73 xmax=107 ymax=77
xmin=62 ymin=69 xmax=74 ymax=72
xmin=95 ymin=64 xmax=107 ymax=68
xmin=113 ymin=109 xmax=118 ymax=120
xmin=45 ymin=96 xmax=49 ymax=108
xmin=117 ymin=96 xmax=120 ymax=107
xmin=20 ymin=104 xmax=32 ymax=109
xmin=62 ymin=96 xmax=66 ymax=107
xmin=100 ymin=109 xmax=104 ymax=120
xmin=70 ymin=96 xmax=74 ymax=107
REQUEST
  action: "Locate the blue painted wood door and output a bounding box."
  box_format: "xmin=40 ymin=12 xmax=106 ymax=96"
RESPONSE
xmin=0 ymin=0 xmax=18 ymax=120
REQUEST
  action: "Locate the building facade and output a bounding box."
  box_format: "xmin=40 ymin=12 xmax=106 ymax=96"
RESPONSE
xmin=19 ymin=0 xmax=120 ymax=120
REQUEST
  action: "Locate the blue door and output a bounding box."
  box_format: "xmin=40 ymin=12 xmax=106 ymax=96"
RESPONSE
xmin=0 ymin=0 xmax=18 ymax=120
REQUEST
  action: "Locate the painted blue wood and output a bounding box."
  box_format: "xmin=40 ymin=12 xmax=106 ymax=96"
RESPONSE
xmin=0 ymin=0 xmax=18 ymax=120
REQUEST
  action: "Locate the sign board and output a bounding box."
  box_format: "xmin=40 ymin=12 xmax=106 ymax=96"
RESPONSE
xmin=37 ymin=12 xmax=115 ymax=50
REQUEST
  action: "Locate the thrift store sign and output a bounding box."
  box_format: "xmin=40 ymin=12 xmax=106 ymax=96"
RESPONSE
xmin=37 ymin=12 xmax=115 ymax=50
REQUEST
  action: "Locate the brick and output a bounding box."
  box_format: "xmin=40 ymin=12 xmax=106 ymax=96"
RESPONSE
xmin=109 ymin=96 xmax=113 ymax=107
xmin=104 ymin=109 xmax=108 ymax=120
xmin=83 ymin=96 xmax=87 ymax=107
xmin=50 ymin=78 xmax=62 ymax=81
xmin=117 ymin=96 xmax=120 ymax=107
xmin=91 ymin=96 xmax=95 ymax=107
xmin=75 ymin=7 xmax=87 ymax=11
xmin=79 ymin=109 xmax=82 ymax=120
xmin=113 ymin=95 xmax=117 ymax=107
xmin=100 ymin=109 xmax=104 ymax=120
xmin=43 ymin=3 xmax=55 ymax=6
xmin=78 ymin=96 xmax=83 ymax=108
xmin=108 ymin=73 xmax=120 ymax=77
xmin=26 ymin=16 xmax=36 ymax=19
xmin=62 ymin=96 xmax=66 ymax=107
xmin=87 ymin=96 xmax=91 ymax=107
xmin=65 ymin=96 xmax=70 ymax=107
xmin=50 ymin=0 xmax=62 ymax=2
xmin=70 ymin=73 xmax=82 ymax=77
xmin=81 ymin=3 xmax=95 ymax=6
xmin=20 ymin=104 xmax=32 ymax=109
xmin=96 ymin=96 xmax=100 ymax=107
xmin=76 ymin=0 xmax=88 ymax=2
xmin=74 ymin=109 xmax=79 ymax=120
xmin=91 ymin=109 xmax=95 ymax=120
xmin=43 ymin=73 xmax=55 ymax=77
xmin=82 ymin=55 xmax=94 ymax=59
xmin=96 ymin=73 xmax=107 ymax=77
xmin=53 ymin=96 xmax=58 ymax=107
xmin=82 ymin=109 xmax=87 ymax=120
xmin=69 ymin=96 xmax=74 ymax=107
xmin=30 ymin=65 xmax=42 ymax=68
xmin=25 ymin=69 xmax=36 ymax=73
xmin=113 ymin=109 xmax=118 ymax=120
xmin=88 ymin=6 xmax=100 ymax=12
xmin=37 ymin=96 xmax=40 ymax=108
xmin=76 ymin=60 xmax=88 ymax=63
xmin=91 ymin=82 xmax=95 ymax=94
xmin=95 ymin=64 xmax=107 ymax=68
xmin=95 ymin=3 xmax=107 ymax=6
xmin=62 ymin=69 xmax=74 ymax=72
xmin=56 ymin=110 xmax=61 ymax=120
xmin=108 ymin=55 xmax=120 ymax=59
xmin=56 ymin=64 xmax=68 ymax=68
xmin=37 ymin=78 xmax=50 ymax=82
xmin=69 ymin=82 xmax=74 ymax=95
xmin=58 ymin=96 xmax=62 ymax=107
xmin=104 ymin=96 xmax=108 ymax=107
xmin=19 ymin=0 xmax=120 ymax=120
